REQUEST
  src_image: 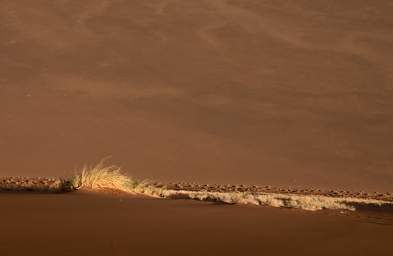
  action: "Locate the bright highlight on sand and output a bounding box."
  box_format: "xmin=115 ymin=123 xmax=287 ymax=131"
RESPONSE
xmin=1 ymin=162 xmax=392 ymax=212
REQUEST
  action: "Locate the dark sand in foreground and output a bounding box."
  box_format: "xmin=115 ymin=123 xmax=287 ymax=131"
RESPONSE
xmin=1 ymin=192 xmax=393 ymax=256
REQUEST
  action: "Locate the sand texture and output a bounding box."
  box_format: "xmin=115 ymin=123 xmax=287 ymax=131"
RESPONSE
xmin=0 ymin=177 xmax=72 ymax=192
xmin=1 ymin=0 xmax=393 ymax=191
xmin=1 ymin=193 xmax=393 ymax=256
xmin=164 ymin=182 xmax=393 ymax=202
xmin=1 ymin=0 xmax=393 ymax=255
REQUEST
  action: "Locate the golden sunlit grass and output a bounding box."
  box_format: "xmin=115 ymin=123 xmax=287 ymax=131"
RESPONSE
xmin=66 ymin=163 xmax=392 ymax=211
xmin=71 ymin=162 xmax=139 ymax=193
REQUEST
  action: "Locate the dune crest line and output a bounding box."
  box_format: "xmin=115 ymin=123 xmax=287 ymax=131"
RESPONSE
xmin=1 ymin=163 xmax=392 ymax=211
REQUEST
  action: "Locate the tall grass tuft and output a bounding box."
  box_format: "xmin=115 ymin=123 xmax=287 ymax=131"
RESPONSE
xmin=71 ymin=162 xmax=139 ymax=193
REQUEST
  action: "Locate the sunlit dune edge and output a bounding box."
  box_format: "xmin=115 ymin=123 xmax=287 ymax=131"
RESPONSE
xmin=1 ymin=163 xmax=392 ymax=212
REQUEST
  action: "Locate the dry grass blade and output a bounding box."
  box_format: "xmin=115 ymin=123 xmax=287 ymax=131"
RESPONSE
xmin=71 ymin=162 xmax=139 ymax=193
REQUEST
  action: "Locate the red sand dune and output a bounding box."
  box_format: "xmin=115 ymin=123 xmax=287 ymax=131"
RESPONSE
xmin=1 ymin=0 xmax=393 ymax=191
xmin=1 ymin=1 xmax=393 ymax=255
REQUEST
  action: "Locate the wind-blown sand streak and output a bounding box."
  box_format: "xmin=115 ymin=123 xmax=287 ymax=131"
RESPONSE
xmin=1 ymin=164 xmax=392 ymax=211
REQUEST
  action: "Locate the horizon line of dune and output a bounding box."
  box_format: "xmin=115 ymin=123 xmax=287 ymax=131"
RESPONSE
xmin=1 ymin=163 xmax=392 ymax=211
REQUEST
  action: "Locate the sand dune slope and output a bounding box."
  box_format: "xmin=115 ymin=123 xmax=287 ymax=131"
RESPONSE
xmin=1 ymin=0 xmax=393 ymax=191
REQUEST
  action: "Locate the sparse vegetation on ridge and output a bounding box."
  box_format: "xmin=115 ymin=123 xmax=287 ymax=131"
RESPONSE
xmin=66 ymin=163 xmax=392 ymax=211
xmin=1 ymin=162 xmax=392 ymax=211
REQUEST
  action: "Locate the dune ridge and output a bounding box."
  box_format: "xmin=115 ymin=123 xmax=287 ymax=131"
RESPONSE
xmin=1 ymin=163 xmax=392 ymax=211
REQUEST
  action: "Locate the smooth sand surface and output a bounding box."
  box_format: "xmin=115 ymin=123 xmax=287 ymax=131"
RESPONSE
xmin=1 ymin=1 xmax=393 ymax=191
xmin=2 ymin=2 xmax=392 ymax=255
xmin=0 ymin=192 xmax=392 ymax=256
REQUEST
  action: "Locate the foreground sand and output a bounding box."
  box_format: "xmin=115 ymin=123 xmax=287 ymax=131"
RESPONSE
xmin=1 ymin=192 xmax=392 ymax=256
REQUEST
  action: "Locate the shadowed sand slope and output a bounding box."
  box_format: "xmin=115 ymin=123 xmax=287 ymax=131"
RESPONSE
xmin=1 ymin=193 xmax=393 ymax=256
xmin=1 ymin=0 xmax=393 ymax=191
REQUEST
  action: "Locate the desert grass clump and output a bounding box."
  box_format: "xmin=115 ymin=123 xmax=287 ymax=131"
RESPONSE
xmin=71 ymin=162 xmax=139 ymax=193
xmin=67 ymin=162 xmax=392 ymax=211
